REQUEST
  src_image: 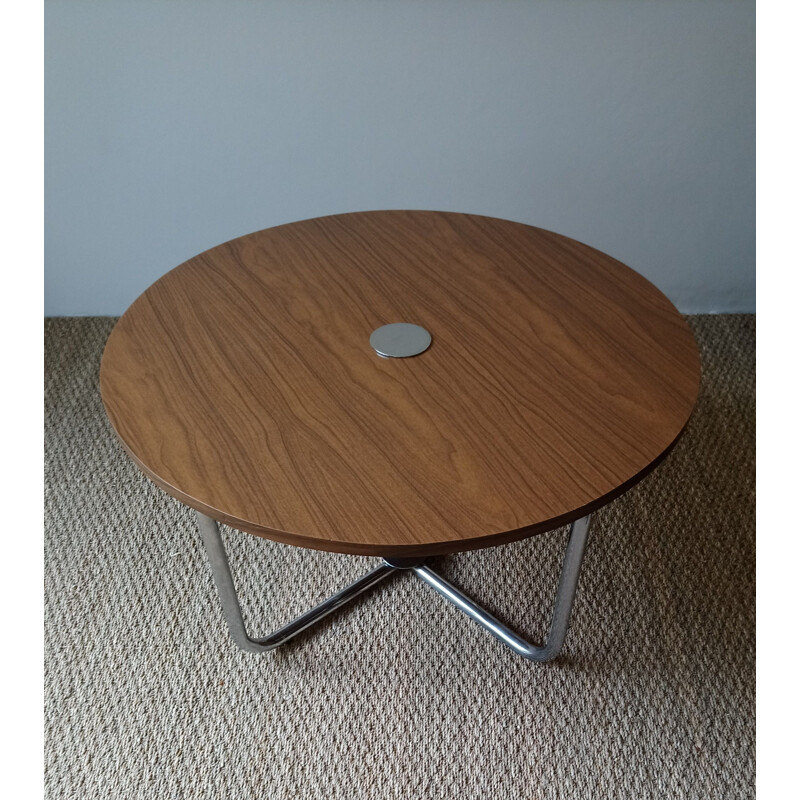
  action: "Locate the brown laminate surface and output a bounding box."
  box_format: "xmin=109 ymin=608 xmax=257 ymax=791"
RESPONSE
xmin=100 ymin=211 xmax=701 ymax=555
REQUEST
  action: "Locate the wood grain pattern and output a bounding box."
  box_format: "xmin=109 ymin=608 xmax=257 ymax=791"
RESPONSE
xmin=100 ymin=211 xmax=701 ymax=556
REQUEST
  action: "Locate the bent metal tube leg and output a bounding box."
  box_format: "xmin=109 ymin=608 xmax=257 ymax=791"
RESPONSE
xmin=409 ymin=515 xmax=592 ymax=662
xmin=197 ymin=511 xmax=591 ymax=661
xmin=196 ymin=512 xmax=398 ymax=654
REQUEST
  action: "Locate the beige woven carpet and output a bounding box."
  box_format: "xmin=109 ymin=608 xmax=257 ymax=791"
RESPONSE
xmin=44 ymin=315 xmax=755 ymax=799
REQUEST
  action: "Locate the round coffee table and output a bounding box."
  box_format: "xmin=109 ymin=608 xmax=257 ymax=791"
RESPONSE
xmin=100 ymin=210 xmax=700 ymax=660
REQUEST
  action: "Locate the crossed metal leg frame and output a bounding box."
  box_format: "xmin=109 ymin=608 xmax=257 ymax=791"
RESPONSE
xmin=196 ymin=512 xmax=592 ymax=661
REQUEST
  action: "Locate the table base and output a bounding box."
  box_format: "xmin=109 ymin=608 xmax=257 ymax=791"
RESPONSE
xmin=196 ymin=513 xmax=592 ymax=662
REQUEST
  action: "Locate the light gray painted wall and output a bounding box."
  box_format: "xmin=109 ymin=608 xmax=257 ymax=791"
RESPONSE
xmin=45 ymin=0 xmax=754 ymax=316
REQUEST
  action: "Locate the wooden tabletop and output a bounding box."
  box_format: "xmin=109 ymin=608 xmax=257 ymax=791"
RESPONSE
xmin=100 ymin=211 xmax=700 ymax=556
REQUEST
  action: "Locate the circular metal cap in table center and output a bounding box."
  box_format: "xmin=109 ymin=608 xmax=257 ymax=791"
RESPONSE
xmin=370 ymin=323 xmax=432 ymax=358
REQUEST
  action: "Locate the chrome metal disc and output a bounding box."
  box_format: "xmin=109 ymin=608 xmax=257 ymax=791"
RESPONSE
xmin=370 ymin=323 xmax=432 ymax=358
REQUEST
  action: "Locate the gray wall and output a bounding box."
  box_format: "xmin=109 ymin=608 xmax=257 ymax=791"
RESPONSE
xmin=45 ymin=0 xmax=755 ymax=316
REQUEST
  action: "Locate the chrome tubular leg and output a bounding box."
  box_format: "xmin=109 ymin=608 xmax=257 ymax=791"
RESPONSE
xmin=196 ymin=512 xmax=397 ymax=653
xmin=410 ymin=515 xmax=592 ymax=661
xmin=196 ymin=511 xmax=591 ymax=660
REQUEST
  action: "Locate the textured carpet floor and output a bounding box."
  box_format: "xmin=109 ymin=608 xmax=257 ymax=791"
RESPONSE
xmin=44 ymin=315 xmax=755 ymax=799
